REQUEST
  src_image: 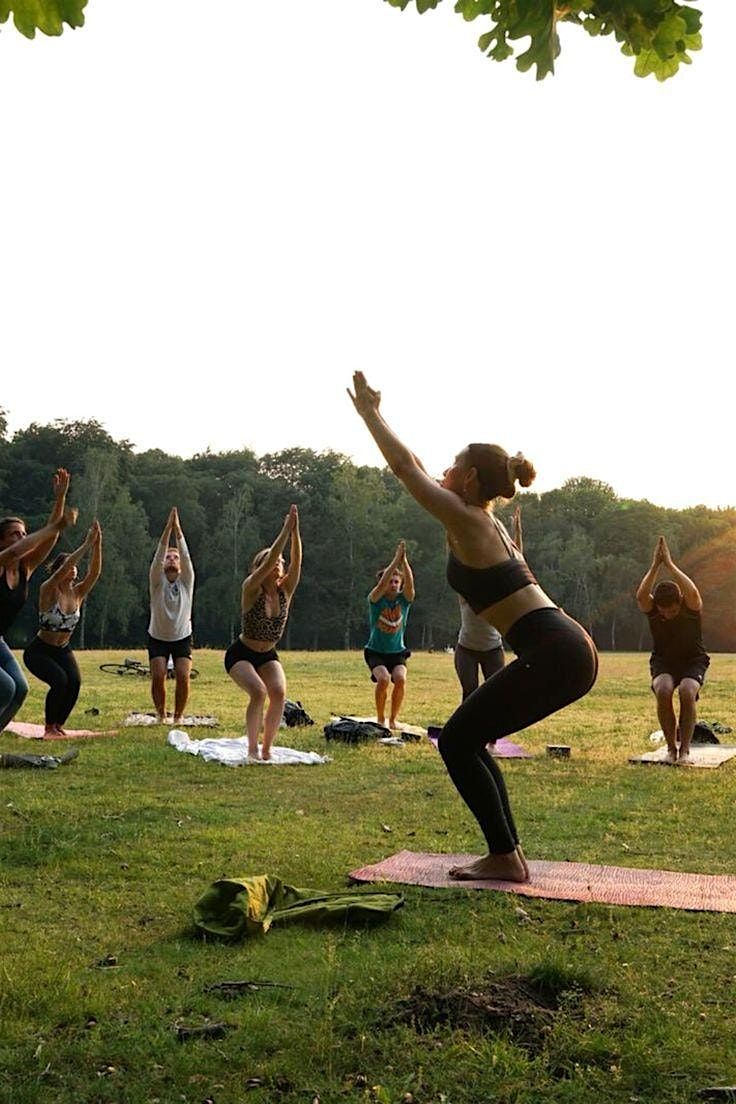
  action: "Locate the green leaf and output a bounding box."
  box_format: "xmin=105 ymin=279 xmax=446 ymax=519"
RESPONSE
xmin=0 ymin=0 xmax=86 ymax=37
xmin=383 ymin=0 xmax=444 ymax=10
xmin=1 ymin=0 xmax=704 ymax=82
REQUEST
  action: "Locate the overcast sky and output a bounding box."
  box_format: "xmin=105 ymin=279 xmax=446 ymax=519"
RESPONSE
xmin=1 ymin=1 xmax=733 ymax=509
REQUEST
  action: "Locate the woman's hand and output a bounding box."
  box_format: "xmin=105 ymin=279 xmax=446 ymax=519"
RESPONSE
xmin=396 ymin=539 xmax=406 ymax=563
xmin=53 ymin=468 xmax=71 ymax=498
xmin=347 ymin=372 xmax=381 ymax=419
xmin=85 ymin=521 xmax=101 ymax=548
xmin=61 ymin=506 xmax=79 ymax=530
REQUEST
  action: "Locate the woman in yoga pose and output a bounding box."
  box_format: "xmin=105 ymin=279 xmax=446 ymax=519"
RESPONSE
xmin=224 ymin=505 xmax=302 ymax=761
xmin=0 ymin=469 xmax=73 ymax=732
xmin=349 ymin=373 xmax=597 ymax=882
xmin=23 ymin=521 xmax=102 ymax=737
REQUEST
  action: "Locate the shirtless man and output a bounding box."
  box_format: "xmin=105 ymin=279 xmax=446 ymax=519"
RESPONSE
xmin=148 ymin=507 xmax=195 ymax=724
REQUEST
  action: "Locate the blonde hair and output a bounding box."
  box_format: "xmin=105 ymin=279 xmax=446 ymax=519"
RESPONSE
xmin=251 ymin=548 xmax=271 ymax=571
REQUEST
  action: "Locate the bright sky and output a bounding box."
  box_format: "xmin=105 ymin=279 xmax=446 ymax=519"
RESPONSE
xmin=2 ymin=1 xmax=733 ymax=509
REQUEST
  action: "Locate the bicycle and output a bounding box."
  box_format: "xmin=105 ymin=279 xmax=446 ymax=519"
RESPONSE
xmin=99 ymin=657 xmax=199 ymax=680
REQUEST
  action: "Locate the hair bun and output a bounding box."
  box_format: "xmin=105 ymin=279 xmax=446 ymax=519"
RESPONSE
xmin=509 ymin=452 xmax=536 ymax=489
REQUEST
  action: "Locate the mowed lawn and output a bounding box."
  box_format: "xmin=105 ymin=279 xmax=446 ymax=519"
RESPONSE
xmin=1 ymin=650 xmax=736 ymax=1104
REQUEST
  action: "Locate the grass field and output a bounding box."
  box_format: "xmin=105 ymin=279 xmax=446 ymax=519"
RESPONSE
xmin=2 ymin=650 xmax=736 ymax=1104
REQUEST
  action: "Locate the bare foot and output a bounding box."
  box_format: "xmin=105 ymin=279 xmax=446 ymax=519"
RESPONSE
xmin=448 ymin=851 xmax=529 ymax=883
xmin=173 ymin=715 xmax=184 ymax=725
xmin=515 ymin=845 xmax=530 ymax=880
xmin=664 ymin=747 xmax=678 ymax=765
xmin=389 ymin=717 xmax=399 ymax=729
xmin=155 ymin=714 xmax=166 ymax=725
xmin=43 ymin=725 xmax=57 ymax=738
xmin=677 ymin=751 xmax=694 ymax=766
xmin=377 ymin=716 xmax=387 ymax=727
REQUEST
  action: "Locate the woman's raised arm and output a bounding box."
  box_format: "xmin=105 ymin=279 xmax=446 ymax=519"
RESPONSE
xmin=348 ymin=372 xmax=467 ymax=528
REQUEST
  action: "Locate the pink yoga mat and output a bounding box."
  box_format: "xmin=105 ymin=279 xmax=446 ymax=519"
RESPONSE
xmin=349 ymin=850 xmax=736 ymax=913
xmin=427 ymin=729 xmax=532 ymax=759
xmin=5 ymin=721 xmax=117 ymax=741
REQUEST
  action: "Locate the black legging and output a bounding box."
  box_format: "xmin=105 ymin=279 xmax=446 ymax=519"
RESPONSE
xmin=438 ymin=608 xmax=598 ymax=855
xmin=23 ymin=638 xmax=81 ymax=726
xmin=454 ymin=643 xmax=505 ymax=701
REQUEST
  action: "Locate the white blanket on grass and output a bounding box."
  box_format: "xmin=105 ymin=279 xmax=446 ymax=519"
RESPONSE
xmin=125 ymin=713 xmax=219 ymax=727
xmin=167 ymin=729 xmax=330 ymax=766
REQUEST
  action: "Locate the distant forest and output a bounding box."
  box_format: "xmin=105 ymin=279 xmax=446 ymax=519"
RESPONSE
xmin=1 ymin=414 xmax=735 ymax=652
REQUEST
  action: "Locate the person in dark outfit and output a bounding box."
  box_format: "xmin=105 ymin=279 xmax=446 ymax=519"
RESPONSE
xmin=23 ymin=521 xmax=102 ymax=737
xmin=349 ymin=372 xmax=598 ymax=883
xmin=364 ymin=540 xmax=415 ymax=728
xmin=636 ymin=536 xmax=709 ymax=765
xmin=0 ymin=469 xmax=73 ymax=731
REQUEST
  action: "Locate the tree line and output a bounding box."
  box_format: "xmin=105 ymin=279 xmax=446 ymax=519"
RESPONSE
xmin=1 ymin=414 xmax=734 ymax=652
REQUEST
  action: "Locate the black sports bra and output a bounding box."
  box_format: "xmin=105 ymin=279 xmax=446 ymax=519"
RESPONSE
xmin=0 ymin=562 xmax=28 ymax=636
xmin=447 ymin=552 xmax=537 ymax=613
xmin=446 ymin=517 xmax=538 ymax=613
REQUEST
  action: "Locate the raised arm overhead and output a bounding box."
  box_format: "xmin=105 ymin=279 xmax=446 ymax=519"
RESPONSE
xmin=0 ymin=504 xmax=77 ymax=570
xmin=74 ymin=521 xmax=103 ymax=601
xmin=19 ymin=469 xmax=73 ymax=576
xmin=242 ymin=506 xmax=297 ymax=603
xmin=281 ymin=505 xmax=302 ymax=599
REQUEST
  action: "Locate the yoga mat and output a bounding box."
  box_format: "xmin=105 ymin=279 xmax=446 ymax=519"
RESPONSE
xmin=427 ymin=728 xmax=532 ymax=759
xmin=629 ymin=746 xmax=736 ymax=769
xmin=349 ymin=850 xmax=736 ymax=913
xmin=5 ymin=721 xmax=116 ymax=741
xmin=124 ymin=712 xmax=218 ymax=727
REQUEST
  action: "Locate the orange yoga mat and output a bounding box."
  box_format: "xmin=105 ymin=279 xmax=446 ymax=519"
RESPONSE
xmin=349 ymin=850 xmax=736 ymax=913
xmin=5 ymin=721 xmax=117 ymax=740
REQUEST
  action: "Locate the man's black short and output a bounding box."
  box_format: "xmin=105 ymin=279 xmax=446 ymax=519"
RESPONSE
xmin=650 ymin=654 xmax=710 ymax=689
xmin=364 ymin=648 xmax=411 ymax=682
xmin=147 ymin=634 xmax=193 ymax=663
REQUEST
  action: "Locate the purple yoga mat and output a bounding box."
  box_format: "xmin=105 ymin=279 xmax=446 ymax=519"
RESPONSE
xmin=426 ymin=727 xmax=532 ymax=759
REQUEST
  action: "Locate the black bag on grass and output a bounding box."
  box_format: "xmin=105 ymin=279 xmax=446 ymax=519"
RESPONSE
xmin=323 ymin=718 xmax=391 ymax=744
xmin=282 ymin=700 xmax=314 ymax=727
xmin=692 ymin=721 xmax=721 ymax=745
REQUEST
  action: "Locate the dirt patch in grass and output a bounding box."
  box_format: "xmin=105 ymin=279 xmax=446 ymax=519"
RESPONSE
xmin=387 ymin=971 xmax=589 ymax=1052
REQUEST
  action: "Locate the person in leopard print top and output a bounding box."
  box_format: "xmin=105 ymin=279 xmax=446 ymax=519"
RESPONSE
xmin=224 ymin=505 xmax=302 ymax=761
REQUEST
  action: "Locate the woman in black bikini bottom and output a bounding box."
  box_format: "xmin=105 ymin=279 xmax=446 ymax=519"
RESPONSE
xmin=224 ymin=506 xmax=302 ymax=761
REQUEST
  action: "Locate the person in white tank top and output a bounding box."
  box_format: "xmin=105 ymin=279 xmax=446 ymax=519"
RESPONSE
xmin=148 ymin=507 xmax=195 ymax=724
xmin=453 ymin=508 xmax=522 ymax=700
